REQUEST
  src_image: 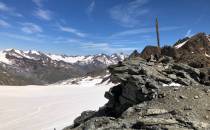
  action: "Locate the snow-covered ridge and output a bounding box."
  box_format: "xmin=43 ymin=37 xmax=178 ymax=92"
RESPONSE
xmin=55 ymin=74 xmax=113 ymax=86
xmin=175 ymin=40 xmax=188 ymax=49
xmin=207 ymin=35 xmax=210 ymax=42
xmin=0 ymin=51 xmax=12 ymax=65
xmin=0 ymin=49 xmax=126 ymax=65
xmin=47 ymin=53 xmax=126 ymax=65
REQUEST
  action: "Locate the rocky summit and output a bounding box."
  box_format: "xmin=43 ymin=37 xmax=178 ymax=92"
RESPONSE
xmin=64 ymin=56 xmax=210 ymax=130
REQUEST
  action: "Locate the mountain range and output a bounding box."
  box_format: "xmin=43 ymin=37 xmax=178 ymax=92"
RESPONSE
xmin=0 ymin=49 xmax=126 ymax=85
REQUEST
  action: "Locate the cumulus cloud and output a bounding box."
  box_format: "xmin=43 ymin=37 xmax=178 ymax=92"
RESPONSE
xmin=21 ymin=23 xmax=43 ymax=34
xmin=0 ymin=19 xmax=10 ymax=28
xmin=109 ymin=0 xmax=149 ymax=28
xmin=58 ymin=24 xmax=86 ymax=37
xmin=34 ymin=8 xmax=52 ymax=21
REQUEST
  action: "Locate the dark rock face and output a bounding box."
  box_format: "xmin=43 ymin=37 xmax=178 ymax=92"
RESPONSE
xmin=140 ymin=46 xmax=161 ymax=61
xmin=128 ymin=50 xmax=141 ymax=59
xmin=64 ymin=57 xmax=210 ymax=130
xmin=161 ymin=45 xmax=177 ymax=58
xmin=105 ymin=59 xmax=205 ymax=116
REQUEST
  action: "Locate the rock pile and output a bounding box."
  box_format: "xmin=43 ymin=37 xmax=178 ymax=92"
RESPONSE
xmin=64 ymin=57 xmax=210 ymax=130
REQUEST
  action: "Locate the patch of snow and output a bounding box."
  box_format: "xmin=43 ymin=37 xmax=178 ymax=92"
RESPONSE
xmin=163 ymin=82 xmax=181 ymax=87
xmin=206 ymin=35 xmax=210 ymax=42
xmin=47 ymin=54 xmax=87 ymax=64
xmin=56 ymin=75 xmax=114 ymax=86
xmin=205 ymin=52 xmax=210 ymax=58
xmin=25 ymin=50 xmax=40 ymax=55
xmin=0 ymin=79 xmax=114 ymax=130
xmin=31 ymin=50 xmax=40 ymax=55
xmin=175 ymin=40 xmax=188 ymax=49
xmin=14 ymin=49 xmax=22 ymax=55
xmin=0 ymin=51 xmax=12 ymax=65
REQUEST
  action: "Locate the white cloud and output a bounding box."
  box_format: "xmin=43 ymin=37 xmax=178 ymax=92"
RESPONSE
xmin=58 ymin=24 xmax=86 ymax=37
xmin=0 ymin=32 xmax=43 ymax=42
xmin=87 ymin=0 xmax=95 ymax=16
xmin=53 ymin=37 xmax=82 ymax=44
xmin=12 ymin=12 xmax=23 ymax=17
xmin=109 ymin=0 xmax=149 ymax=28
xmin=82 ymin=43 xmax=136 ymax=53
xmin=83 ymin=43 xmax=109 ymax=48
xmin=0 ymin=2 xmax=10 ymax=11
xmin=32 ymin=0 xmax=44 ymax=7
xmin=0 ymin=19 xmax=10 ymax=28
xmin=0 ymin=2 xmax=23 ymax=17
xmin=185 ymin=29 xmax=192 ymax=37
xmin=21 ymin=23 xmax=43 ymax=34
xmin=112 ymin=26 xmax=181 ymax=37
xmin=34 ymin=8 xmax=52 ymax=21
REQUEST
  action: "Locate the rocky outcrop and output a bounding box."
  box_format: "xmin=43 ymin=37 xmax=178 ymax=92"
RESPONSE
xmin=64 ymin=57 xmax=210 ymax=130
xmin=140 ymin=46 xmax=161 ymax=60
xmin=175 ymin=33 xmax=210 ymax=68
xmin=133 ymin=33 xmax=210 ymax=69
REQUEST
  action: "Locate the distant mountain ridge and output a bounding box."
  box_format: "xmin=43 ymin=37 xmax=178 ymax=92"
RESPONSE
xmin=0 ymin=49 xmax=126 ymax=85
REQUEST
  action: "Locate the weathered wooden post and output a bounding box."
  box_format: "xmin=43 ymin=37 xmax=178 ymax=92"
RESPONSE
xmin=156 ymin=17 xmax=160 ymax=48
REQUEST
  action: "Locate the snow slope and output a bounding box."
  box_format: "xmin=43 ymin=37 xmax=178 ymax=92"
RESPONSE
xmin=0 ymin=51 xmax=12 ymax=64
xmin=0 ymin=77 xmax=114 ymax=130
xmin=175 ymin=40 xmax=188 ymax=49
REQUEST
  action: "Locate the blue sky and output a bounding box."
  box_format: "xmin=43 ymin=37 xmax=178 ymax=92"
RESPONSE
xmin=0 ymin=0 xmax=210 ymax=55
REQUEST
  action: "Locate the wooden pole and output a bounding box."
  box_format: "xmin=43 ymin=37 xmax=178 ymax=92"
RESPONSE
xmin=156 ymin=17 xmax=160 ymax=48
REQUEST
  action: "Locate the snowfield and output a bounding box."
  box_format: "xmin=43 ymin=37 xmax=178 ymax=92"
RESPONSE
xmin=0 ymin=77 xmax=114 ymax=130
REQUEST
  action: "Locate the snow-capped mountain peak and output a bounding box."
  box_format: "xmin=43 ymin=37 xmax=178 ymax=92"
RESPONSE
xmin=0 ymin=49 xmax=126 ymax=65
xmin=0 ymin=49 xmax=126 ymax=85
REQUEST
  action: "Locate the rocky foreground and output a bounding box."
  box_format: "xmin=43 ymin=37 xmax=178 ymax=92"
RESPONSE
xmin=64 ymin=56 xmax=210 ymax=130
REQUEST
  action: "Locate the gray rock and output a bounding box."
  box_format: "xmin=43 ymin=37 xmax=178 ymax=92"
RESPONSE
xmin=137 ymin=117 xmax=178 ymax=125
xmin=65 ymin=57 xmax=210 ymax=130
xmin=145 ymin=109 xmax=168 ymax=115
